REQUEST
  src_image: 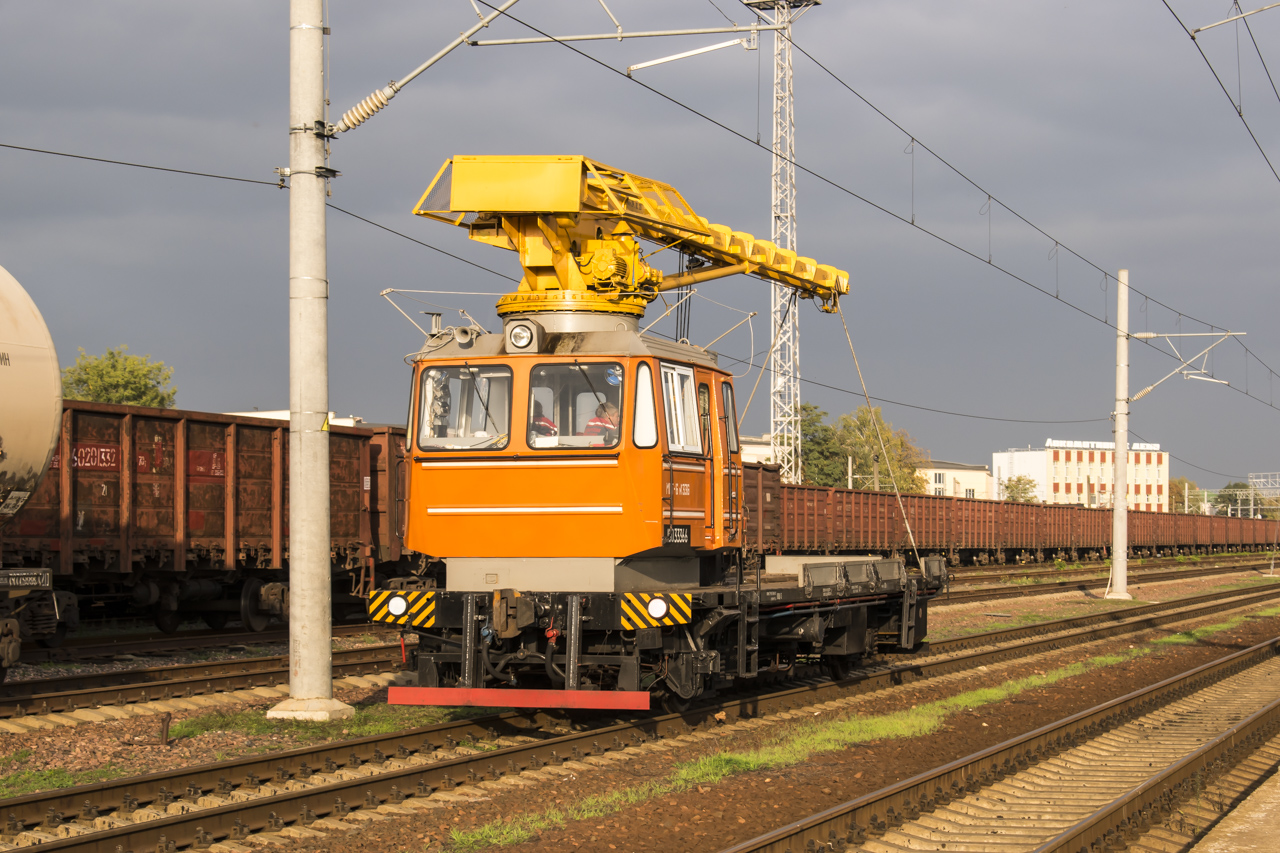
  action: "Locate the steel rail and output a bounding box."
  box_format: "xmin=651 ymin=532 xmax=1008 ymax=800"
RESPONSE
xmin=947 ymin=553 xmax=1269 ymax=585
xmin=937 ymin=561 xmax=1275 ymax=604
xmin=19 ymin=623 xmax=388 ymax=665
xmin=7 ymin=586 xmax=1280 ymax=851
xmin=0 ymin=644 xmax=407 ymax=719
xmin=716 ymin=637 xmax=1280 ymax=853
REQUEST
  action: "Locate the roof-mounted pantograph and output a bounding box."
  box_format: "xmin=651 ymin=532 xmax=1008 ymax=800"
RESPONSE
xmin=413 ymin=155 xmax=849 ymax=318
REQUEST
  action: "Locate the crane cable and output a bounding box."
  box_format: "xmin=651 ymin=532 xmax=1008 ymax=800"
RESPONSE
xmin=837 ymin=303 xmax=922 ymax=571
xmin=739 ymin=293 xmax=794 ymax=421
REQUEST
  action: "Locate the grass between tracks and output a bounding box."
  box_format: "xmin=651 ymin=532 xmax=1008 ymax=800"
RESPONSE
xmin=0 ymin=749 xmax=129 ymax=799
xmin=446 ymin=604 xmax=1280 ymax=851
xmin=169 ymin=703 xmax=486 ymax=743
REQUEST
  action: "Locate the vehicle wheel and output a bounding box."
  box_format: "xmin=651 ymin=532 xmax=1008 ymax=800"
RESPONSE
xmin=239 ymin=578 xmax=270 ymax=632
xmin=823 ymin=655 xmax=852 ymax=682
xmin=659 ymin=692 xmax=691 ymax=714
xmin=202 ymin=612 xmax=231 ymax=631
xmin=154 ymin=608 xmax=182 ymax=634
xmin=36 ymin=622 xmax=68 ymax=649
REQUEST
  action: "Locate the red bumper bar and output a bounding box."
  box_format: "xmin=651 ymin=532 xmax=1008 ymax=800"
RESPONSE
xmin=389 ymin=685 xmax=651 ymax=710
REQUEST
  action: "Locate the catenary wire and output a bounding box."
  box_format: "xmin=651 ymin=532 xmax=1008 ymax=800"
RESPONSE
xmin=0 ymin=141 xmax=280 ymax=186
xmin=325 ymin=204 xmax=521 ymax=282
xmin=0 ymin=140 xmax=522 ymax=284
xmin=1159 ymin=0 xmax=1280 ymax=184
xmin=1240 ymin=8 xmax=1280 ymax=111
xmin=472 ymin=2 xmax=1280 ymax=416
xmin=0 ymin=141 xmax=1170 ymax=428
xmin=1129 ymin=428 xmax=1243 ymax=480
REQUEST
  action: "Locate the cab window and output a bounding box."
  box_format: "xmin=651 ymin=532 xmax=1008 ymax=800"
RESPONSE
xmin=660 ymin=363 xmax=702 ymax=455
xmin=417 ymin=365 xmax=512 ymax=451
xmin=528 ymin=362 xmax=624 ymax=449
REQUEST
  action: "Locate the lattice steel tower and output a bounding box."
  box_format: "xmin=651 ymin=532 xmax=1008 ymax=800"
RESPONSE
xmin=746 ymin=0 xmax=816 ymax=484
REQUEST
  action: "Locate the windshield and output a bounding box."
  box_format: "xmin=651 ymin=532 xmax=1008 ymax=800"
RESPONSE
xmin=417 ymin=365 xmax=512 ymax=451
xmin=528 ymin=362 xmax=624 ymax=449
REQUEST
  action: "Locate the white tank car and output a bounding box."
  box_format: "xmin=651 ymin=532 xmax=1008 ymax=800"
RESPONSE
xmin=0 ymin=263 xmax=61 ymax=525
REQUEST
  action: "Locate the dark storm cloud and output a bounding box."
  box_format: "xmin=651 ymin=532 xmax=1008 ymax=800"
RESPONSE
xmin=1 ymin=0 xmax=1275 ymax=485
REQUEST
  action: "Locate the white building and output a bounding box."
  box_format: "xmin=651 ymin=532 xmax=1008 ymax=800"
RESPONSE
xmin=918 ymin=461 xmax=992 ymax=500
xmin=739 ymin=434 xmax=774 ymax=465
xmin=992 ymin=438 xmax=1169 ymax=511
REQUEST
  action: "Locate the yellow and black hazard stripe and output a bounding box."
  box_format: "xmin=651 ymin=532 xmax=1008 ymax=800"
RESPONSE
xmin=368 ymin=589 xmax=436 ymax=627
xmin=619 ymin=592 xmax=694 ymax=630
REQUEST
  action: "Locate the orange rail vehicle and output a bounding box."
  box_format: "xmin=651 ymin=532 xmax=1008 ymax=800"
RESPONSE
xmin=369 ymin=156 xmax=946 ymax=711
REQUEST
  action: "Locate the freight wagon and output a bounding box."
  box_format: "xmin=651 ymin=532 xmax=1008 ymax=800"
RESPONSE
xmin=0 ymin=400 xmax=418 ymax=639
xmin=744 ymin=463 xmax=1279 ymax=566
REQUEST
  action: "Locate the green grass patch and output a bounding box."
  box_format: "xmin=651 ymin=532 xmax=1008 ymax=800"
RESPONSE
xmin=169 ymin=703 xmax=485 ymax=743
xmin=1152 ymin=613 xmax=1253 ymax=646
xmin=0 ymin=751 xmax=130 ymax=798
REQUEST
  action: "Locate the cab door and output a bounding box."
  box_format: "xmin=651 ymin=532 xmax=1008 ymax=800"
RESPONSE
xmin=658 ymin=362 xmax=710 ymax=549
xmin=719 ymin=380 xmax=743 ymax=546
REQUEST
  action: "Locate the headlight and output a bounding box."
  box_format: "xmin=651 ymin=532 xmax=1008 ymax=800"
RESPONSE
xmin=388 ymin=595 xmax=409 ymax=616
xmin=646 ymin=597 xmax=669 ymax=619
xmin=509 ymin=324 xmax=533 ymax=349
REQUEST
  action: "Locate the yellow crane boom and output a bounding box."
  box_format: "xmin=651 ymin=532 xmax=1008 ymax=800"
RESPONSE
xmin=413 ymin=155 xmax=849 ymax=318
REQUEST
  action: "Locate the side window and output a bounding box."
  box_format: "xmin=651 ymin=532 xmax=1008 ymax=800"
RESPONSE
xmin=721 ymin=383 xmax=739 ymax=453
xmin=633 ymin=362 xmax=658 ymax=448
xmin=660 ymin=363 xmax=702 ymax=455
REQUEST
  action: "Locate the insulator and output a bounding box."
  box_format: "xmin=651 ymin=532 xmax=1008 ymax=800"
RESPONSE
xmin=338 ymin=87 xmax=393 ymax=131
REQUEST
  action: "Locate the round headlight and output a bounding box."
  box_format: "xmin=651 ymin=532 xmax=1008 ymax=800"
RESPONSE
xmin=509 ymin=324 xmax=533 ymax=349
xmin=646 ymin=597 xmax=669 ymax=619
xmin=388 ymin=595 xmax=409 ymax=616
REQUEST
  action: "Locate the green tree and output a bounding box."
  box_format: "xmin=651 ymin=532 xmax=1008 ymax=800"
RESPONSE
xmin=800 ymin=403 xmax=927 ymax=492
xmin=1213 ymin=482 xmax=1265 ymax=517
xmin=1169 ymin=476 xmax=1197 ymax=512
xmin=62 ymin=346 xmax=176 ymax=408
xmin=799 ymin=403 xmax=845 ymax=487
xmin=1001 ymin=474 xmax=1039 ymax=503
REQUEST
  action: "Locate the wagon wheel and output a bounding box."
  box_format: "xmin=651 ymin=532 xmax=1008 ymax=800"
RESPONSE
xmin=657 ymin=689 xmax=691 ymax=715
xmin=36 ymin=622 xmax=68 ymax=649
xmin=823 ymin=655 xmax=853 ymax=682
xmin=239 ymin=578 xmax=271 ymax=633
xmin=202 ymin=611 xmax=231 ymax=631
xmin=154 ymin=608 xmax=182 ymax=635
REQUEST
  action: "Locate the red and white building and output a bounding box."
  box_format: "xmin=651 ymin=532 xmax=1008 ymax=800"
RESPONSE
xmin=992 ymin=439 xmax=1169 ymax=511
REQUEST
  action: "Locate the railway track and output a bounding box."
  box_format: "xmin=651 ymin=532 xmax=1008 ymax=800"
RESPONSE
xmin=936 ymin=559 xmax=1278 ymax=604
xmin=0 ymin=643 xmax=409 ymax=720
xmin=2 ymin=581 xmax=1271 ymax=725
xmin=947 ymin=551 xmax=1271 ymax=585
xmin=719 ymin=636 xmax=1280 ymax=853
xmin=6 ymin=584 xmax=1279 ymax=852
xmin=17 ymin=622 xmax=388 ymax=666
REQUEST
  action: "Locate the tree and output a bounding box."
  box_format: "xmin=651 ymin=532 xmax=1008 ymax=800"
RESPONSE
xmin=799 ymin=403 xmax=845 ymax=487
xmin=62 ymin=346 xmax=176 ymax=408
xmin=1001 ymin=474 xmax=1039 ymax=503
xmin=1169 ymin=476 xmax=1197 ymax=513
xmin=1213 ymin=482 xmax=1265 ymax=517
xmin=800 ymin=403 xmax=927 ymax=493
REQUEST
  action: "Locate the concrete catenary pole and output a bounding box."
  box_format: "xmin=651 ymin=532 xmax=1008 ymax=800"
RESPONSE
xmin=1106 ymin=269 xmax=1132 ymax=600
xmin=268 ymin=0 xmax=354 ymax=721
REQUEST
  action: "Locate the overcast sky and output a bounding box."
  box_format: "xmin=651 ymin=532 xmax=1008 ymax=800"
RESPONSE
xmin=2 ymin=1 xmax=1277 ymax=489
